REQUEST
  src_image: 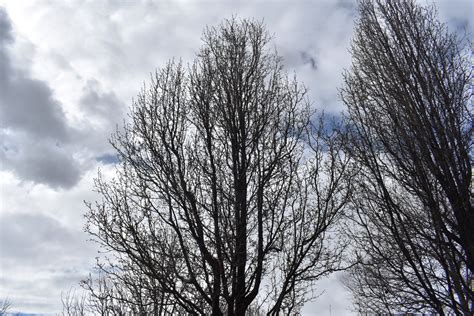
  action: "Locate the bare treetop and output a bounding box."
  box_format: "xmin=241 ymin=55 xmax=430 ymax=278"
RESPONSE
xmin=342 ymin=0 xmax=473 ymax=314
xmin=84 ymin=18 xmax=351 ymax=315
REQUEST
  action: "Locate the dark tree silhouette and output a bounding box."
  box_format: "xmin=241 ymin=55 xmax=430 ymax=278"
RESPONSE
xmin=341 ymin=0 xmax=473 ymax=314
xmin=85 ymin=18 xmax=351 ymax=315
xmin=80 ymin=262 xmax=184 ymax=315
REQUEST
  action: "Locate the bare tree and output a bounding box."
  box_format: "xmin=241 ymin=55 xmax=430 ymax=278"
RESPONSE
xmin=0 ymin=298 xmax=11 ymax=316
xmin=81 ymin=261 xmax=184 ymax=315
xmin=85 ymin=18 xmax=351 ymax=315
xmin=341 ymin=0 xmax=473 ymax=314
xmin=61 ymin=288 xmax=87 ymax=316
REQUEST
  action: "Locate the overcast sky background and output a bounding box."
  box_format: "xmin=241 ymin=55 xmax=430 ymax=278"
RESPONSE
xmin=0 ymin=0 xmax=471 ymax=314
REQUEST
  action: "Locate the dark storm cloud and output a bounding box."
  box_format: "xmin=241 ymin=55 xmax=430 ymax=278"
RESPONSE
xmin=0 ymin=8 xmax=81 ymax=188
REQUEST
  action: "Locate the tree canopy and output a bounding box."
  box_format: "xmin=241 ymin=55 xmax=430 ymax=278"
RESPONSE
xmin=84 ymin=18 xmax=351 ymax=315
xmin=341 ymin=0 xmax=473 ymax=314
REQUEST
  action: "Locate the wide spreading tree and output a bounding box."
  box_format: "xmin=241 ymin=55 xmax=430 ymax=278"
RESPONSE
xmin=83 ymin=18 xmax=351 ymax=315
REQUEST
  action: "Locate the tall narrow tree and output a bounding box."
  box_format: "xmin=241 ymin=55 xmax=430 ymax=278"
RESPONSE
xmin=342 ymin=0 xmax=473 ymax=314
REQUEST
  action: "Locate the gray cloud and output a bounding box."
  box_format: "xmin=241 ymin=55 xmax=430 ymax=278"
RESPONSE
xmin=0 ymin=8 xmax=69 ymax=141
xmin=0 ymin=8 xmax=12 ymax=44
xmin=0 ymin=8 xmax=13 ymax=100
xmin=74 ymin=78 xmax=126 ymax=158
xmin=436 ymin=0 xmax=473 ymax=34
xmin=0 ymin=7 xmax=81 ymax=188
xmin=0 ymin=211 xmax=96 ymax=312
xmin=0 ymin=212 xmax=76 ymax=262
xmin=0 ymin=78 xmax=70 ymax=140
xmin=79 ymin=79 xmax=125 ymax=127
xmin=0 ymin=132 xmax=81 ymax=189
xmin=300 ymin=51 xmax=318 ymax=70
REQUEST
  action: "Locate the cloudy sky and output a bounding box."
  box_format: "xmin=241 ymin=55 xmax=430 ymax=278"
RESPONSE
xmin=0 ymin=0 xmax=471 ymax=314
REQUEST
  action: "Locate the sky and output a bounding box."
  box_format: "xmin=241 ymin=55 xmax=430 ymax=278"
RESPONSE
xmin=0 ymin=0 xmax=472 ymax=314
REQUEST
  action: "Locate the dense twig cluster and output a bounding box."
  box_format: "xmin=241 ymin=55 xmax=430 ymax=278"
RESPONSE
xmin=341 ymin=0 xmax=473 ymax=314
xmin=83 ymin=18 xmax=351 ymax=315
